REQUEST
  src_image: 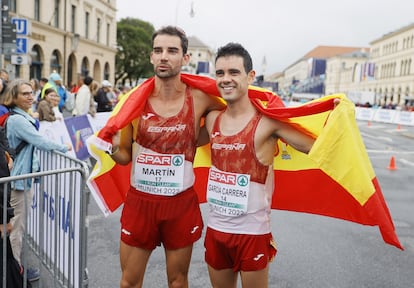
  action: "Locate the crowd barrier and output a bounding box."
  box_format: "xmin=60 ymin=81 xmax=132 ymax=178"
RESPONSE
xmin=288 ymin=100 xmax=414 ymax=126
xmin=1 ymin=150 xmax=90 ymax=288
xmin=354 ymin=107 xmax=414 ymax=126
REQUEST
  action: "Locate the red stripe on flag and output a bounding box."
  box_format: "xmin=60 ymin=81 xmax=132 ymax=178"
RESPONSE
xmin=273 ymin=169 xmax=402 ymax=249
xmin=92 ymin=163 xmax=131 ymax=213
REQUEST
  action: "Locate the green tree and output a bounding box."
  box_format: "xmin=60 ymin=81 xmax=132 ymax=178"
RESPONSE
xmin=115 ymin=18 xmax=155 ymax=86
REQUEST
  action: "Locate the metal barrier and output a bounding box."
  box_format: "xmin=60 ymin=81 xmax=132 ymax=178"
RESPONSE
xmin=1 ymin=150 xmax=90 ymax=288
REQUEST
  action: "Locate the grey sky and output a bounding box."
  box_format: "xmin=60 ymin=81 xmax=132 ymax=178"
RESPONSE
xmin=117 ymin=0 xmax=414 ymax=75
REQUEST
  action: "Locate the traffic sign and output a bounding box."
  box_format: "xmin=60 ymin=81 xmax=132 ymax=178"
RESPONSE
xmin=15 ymin=37 xmax=27 ymax=54
xmin=11 ymin=17 xmax=29 ymax=35
xmin=2 ymin=43 xmax=16 ymax=55
xmin=1 ymin=23 xmax=16 ymax=43
xmin=11 ymin=54 xmax=30 ymax=65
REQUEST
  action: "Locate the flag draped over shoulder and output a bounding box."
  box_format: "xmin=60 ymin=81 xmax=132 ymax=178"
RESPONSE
xmin=86 ymin=74 xmax=403 ymax=250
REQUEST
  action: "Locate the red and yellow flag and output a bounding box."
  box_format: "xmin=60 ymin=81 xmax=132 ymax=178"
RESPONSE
xmin=86 ymin=74 xmax=403 ymax=250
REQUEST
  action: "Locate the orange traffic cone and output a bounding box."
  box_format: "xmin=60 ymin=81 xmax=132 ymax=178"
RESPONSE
xmin=397 ymin=124 xmax=401 ymax=130
xmin=368 ymin=121 xmax=371 ymax=127
xmin=388 ymin=156 xmax=397 ymax=170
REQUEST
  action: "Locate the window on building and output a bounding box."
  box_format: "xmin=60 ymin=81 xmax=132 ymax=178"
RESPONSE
xmin=104 ymin=62 xmax=110 ymax=80
xmin=54 ymin=0 xmax=60 ymax=27
xmin=97 ymin=18 xmax=101 ymax=43
xmin=106 ymin=23 xmax=110 ymax=46
xmin=50 ymin=50 xmax=61 ymax=74
xmin=35 ymin=0 xmax=40 ymax=21
xmin=71 ymin=5 xmax=76 ymax=33
xmin=81 ymin=57 xmax=90 ymax=76
xmin=30 ymin=45 xmax=43 ymax=80
xmin=85 ymin=12 xmax=90 ymax=39
xmin=9 ymin=0 xmax=16 ymax=12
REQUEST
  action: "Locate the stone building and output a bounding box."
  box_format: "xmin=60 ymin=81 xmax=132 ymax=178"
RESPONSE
xmin=2 ymin=0 xmax=117 ymax=87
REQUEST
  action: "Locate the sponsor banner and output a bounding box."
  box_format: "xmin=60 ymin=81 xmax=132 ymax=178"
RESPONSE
xmin=355 ymin=107 xmax=375 ymax=121
xmin=372 ymin=108 xmax=397 ymax=123
xmin=393 ymin=110 xmax=414 ymax=126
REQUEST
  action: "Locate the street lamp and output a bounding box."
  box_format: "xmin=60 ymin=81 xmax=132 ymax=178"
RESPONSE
xmin=190 ymin=2 xmax=195 ymax=18
xmin=175 ymin=0 xmax=195 ymax=26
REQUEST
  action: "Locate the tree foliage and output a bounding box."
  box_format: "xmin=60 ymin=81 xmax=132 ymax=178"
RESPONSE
xmin=115 ymin=18 xmax=155 ymax=86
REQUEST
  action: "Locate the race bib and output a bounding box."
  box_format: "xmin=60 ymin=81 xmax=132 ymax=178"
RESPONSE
xmin=207 ymin=167 xmax=250 ymax=217
xmin=133 ymin=152 xmax=185 ymax=196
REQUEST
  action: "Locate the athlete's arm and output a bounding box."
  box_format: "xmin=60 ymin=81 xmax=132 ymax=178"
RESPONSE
xmin=271 ymin=119 xmax=315 ymax=154
xmin=110 ymin=123 xmax=133 ymax=165
xmin=197 ymin=124 xmax=209 ymax=147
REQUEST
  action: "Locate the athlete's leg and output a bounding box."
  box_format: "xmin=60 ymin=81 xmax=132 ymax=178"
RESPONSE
xmin=207 ymin=265 xmax=238 ymax=288
xmin=240 ymin=266 xmax=269 ymax=288
xmin=119 ymin=241 xmax=152 ymax=288
xmin=165 ymin=244 xmax=193 ymax=288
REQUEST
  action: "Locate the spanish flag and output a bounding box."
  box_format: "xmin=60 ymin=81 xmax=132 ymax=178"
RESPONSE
xmin=86 ymin=74 xmax=403 ymax=250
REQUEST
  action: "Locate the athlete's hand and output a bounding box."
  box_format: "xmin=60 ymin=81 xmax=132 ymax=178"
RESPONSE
xmin=333 ymin=98 xmax=340 ymax=108
xmin=112 ymin=131 xmax=121 ymax=148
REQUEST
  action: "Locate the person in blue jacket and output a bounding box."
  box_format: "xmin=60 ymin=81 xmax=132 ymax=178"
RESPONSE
xmin=2 ymin=78 xmax=71 ymax=282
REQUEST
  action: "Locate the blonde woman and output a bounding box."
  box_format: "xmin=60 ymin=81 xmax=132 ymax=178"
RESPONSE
xmin=3 ymin=79 xmax=71 ymax=281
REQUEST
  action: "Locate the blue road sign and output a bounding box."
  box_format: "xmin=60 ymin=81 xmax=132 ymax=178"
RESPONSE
xmin=16 ymin=38 xmax=28 ymax=54
xmin=11 ymin=17 xmax=29 ymax=36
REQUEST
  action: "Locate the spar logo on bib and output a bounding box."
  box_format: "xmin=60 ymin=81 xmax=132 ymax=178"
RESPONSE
xmin=137 ymin=153 xmax=172 ymax=166
xmin=209 ymin=170 xmax=237 ymax=185
xmin=237 ymin=175 xmax=249 ymax=187
xmin=172 ymin=155 xmax=184 ymax=166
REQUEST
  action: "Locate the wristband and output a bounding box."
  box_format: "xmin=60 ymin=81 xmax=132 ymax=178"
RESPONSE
xmin=106 ymin=146 xmax=120 ymax=155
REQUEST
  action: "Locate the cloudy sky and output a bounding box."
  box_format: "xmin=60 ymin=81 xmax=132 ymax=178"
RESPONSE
xmin=117 ymin=0 xmax=414 ymax=75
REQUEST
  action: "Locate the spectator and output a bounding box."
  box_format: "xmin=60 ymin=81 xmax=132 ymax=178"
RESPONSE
xmin=94 ymin=80 xmax=114 ymax=112
xmin=0 ymin=78 xmax=9 ymax=120
xmin=0 ymin=69 xmax=9 ymax=83
xmin=37 ymin=87 xmax=58 ymax=122
xmin=3 ymin=79 xmax=71 ymax=282
xmin=70 ymin=74 xmax=84 ymax=95
xmin=88 ymin=80 xmax=99 ymax=117
xmin=51 ymin=93 xmax=64 ymax=121
xmin=30 ymin=78 xmax=41 ymax=111
xmin=0 ymin=78 xmax=7 ymax=98
xmin=73 ymin=76 xmax=94 ymax=116
xmin=40 ymin=72 xmax=68 ymax=112
xmin=0 ymin=125 xmax=28 ymax=288
xmin=117 ymin=85 xmax=131 ymax=102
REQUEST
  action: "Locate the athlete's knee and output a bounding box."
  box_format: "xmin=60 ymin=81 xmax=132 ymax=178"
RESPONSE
xmin=120 ymin=276 xmax=143 ymax=288
xmin=168 ymin=273 xmax=188 ymax=288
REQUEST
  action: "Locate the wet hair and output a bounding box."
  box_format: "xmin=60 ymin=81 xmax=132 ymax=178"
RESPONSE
xmin=152 ymin=26 xmax=188 ymax=54
xmin=215 ymin=42 xmax=253 ymax=73
xmin=2 ymin=79 xmax=32 ymax=108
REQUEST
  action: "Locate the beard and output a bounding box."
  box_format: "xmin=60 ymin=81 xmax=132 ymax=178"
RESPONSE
xmin=154 ymin=65 xmax=181 ymax=79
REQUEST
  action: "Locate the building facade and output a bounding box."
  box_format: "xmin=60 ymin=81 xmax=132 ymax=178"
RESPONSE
xmin=2 ymin=0 xmax=117 ymax=87
xmin=365 ymin=23 xmax=414 ymax=107
xmin=324 ymin=23 xmax=414 ymax=107
xmin=182 ymin=36 xmax=214 ymax=77
xmin=279 ymin=23 xmax=414 ymax=109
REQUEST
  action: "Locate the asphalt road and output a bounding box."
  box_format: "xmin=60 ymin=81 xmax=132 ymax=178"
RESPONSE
xmin=85 ymin=121 xmax=414 ymax=288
